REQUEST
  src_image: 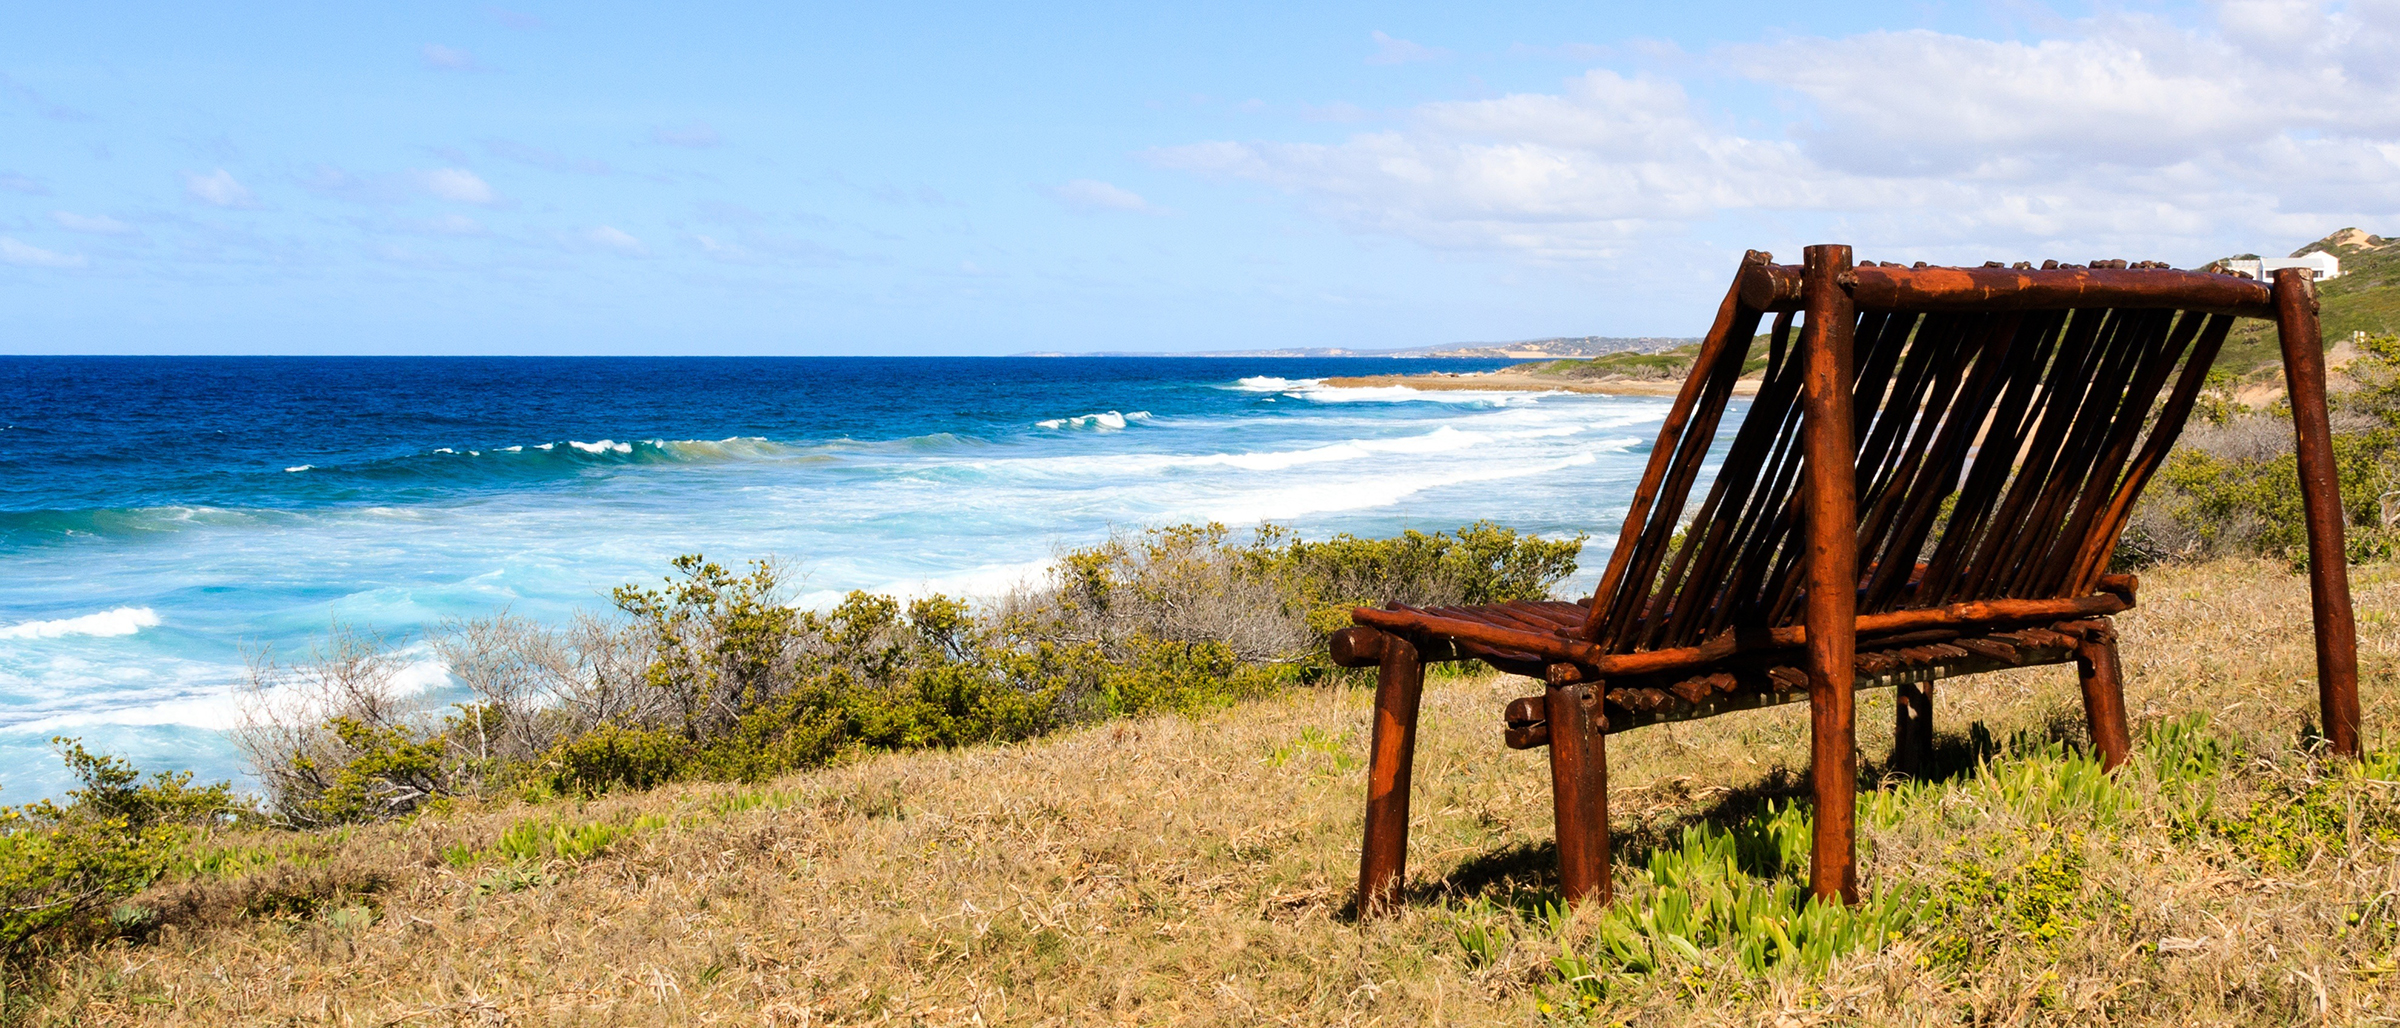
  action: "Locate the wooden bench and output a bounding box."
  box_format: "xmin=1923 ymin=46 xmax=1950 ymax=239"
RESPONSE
xmin=1331 ymin=246 xmax=2364 ymax=913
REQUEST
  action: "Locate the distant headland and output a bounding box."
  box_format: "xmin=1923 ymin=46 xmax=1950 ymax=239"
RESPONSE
xmin=1014 ymin=335 xmax=1698 ymax=361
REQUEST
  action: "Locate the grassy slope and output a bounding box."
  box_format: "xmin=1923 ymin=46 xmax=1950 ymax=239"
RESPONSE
xmin=2216 ymin=229 xmax=2400 ymax=380
xmin=1519 ymin=336 xmax=1773 ymax=383
xmin=26 ymin=559 xmax=2399 ymax=1026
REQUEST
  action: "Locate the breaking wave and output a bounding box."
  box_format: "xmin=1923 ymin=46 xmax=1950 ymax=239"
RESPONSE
xmin=0 ymin=606 xmax=161 ymax=640
xmin=1035 ymin=410 xmax=1153 ymax=431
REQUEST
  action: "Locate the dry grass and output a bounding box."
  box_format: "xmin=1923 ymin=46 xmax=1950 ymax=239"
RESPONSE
xmin=21 ymin=559 xmax=2400 ymax=1026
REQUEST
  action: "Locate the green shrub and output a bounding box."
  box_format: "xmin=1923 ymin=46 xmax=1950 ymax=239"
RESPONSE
xmin=2148 ymin=436 xmax=2396 ymax=566
xmin=1096 ymin=636 xmax=1283 ymax=717
xmin=540 ymin=723 xmax=692 ymax=795
xmin=0 ymin=740 xmax=239 ymax=963
xmin=2127 ymin=332 xmax=2400 ymax=566
xmin=288 ymin=716 xmax=453 ymax=826
xmin=611 ymin=555 xmax=804 ymax=740
xmin=1266 ymin=519 xmax=1584 ymax=612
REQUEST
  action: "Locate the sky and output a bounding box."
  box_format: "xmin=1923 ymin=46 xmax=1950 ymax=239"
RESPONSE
xmin=3 ymin=1 xmax=2397 ymax=355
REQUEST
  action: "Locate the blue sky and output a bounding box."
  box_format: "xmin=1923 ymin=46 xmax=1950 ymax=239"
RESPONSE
xmin=4 ymin=1 xmax=2397 ymax=354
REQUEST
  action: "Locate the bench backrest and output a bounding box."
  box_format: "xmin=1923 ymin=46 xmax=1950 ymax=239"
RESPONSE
xmin=1578 ymin=250 xmax=2282 ymax=654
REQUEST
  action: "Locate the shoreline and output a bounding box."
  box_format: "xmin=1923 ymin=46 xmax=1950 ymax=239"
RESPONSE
xmin=1322 ymin=368 xmax=1763 ymax=397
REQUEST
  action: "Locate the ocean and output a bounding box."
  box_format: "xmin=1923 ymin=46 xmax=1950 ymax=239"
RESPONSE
xmin=0 ymin=356 xmax=1696 ymax=800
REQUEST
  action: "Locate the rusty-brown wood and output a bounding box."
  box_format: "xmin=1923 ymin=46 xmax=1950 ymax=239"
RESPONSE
xmin=1335 ymin=246 xmax=2365 ymax=918
xmin=1800 ymin=244 xmax=1861 ymax=904
xmin=1356 ymin=630 xmax=1423 ymax=915
xmin=1579 ymin=252 xmax=1773 ymax=643
xmin=1849 ymin=264 xmax=2278 ymax=317
xmin=1546 ymin=682 xmax=1611 ymax=903
xmin=2068 ymin=618 xmax=2132 ymax=770
xmin=1353 ymin=589 xmax=2137 ymax=689
xmin=1738 ymin=261 xmax=2276 ymax=317
xmin=2276 ymin=269 xmax=2364 ymax=759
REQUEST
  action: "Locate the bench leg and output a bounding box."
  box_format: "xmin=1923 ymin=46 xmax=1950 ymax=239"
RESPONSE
xmin=2276 ymin=268 xmax=2364 ymax=758
xmin=1799 ymin=242 xmax=1860 ymax=906
xmin=1547 ymin=683 xmax=1611 ymax=905
xmin=2074 ymin=621 xmax=2133 ymax=771
xmin=1357 ymin=632 xmax=1424 ymax=917
xmin=1891 ymin=679 xmax=1934 ymax=778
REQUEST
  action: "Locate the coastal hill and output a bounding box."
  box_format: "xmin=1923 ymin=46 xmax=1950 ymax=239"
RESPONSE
xmin=1321 ymin=343 xmax=1765 ymax=396
xmin=1018 ymin=335 xmax=1697 ymax=360
xmin=1345 ymin=229 xmax=2398 ymax=399
xmin=2211 ymin=228 xmax=2400 ymax=384
xmin=2311 ymin=227 xmax=2400 ymax=339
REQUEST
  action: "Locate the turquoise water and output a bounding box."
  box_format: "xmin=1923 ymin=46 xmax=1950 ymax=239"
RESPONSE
xmin=0 ymin=356 xmax=1690 ymax=798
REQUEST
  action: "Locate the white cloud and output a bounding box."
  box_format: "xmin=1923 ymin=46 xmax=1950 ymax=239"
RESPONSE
xmin=0 ymin=172 xmax=44 ymax=194
xmin=581 ymin=225 xmax=646 ymax=254
xmin=1154 ymin=7 xmax=2400 ymax=264
xmin=1050 ymin=178 xmax=1162 ymax=214
xmin=0 ymin=236 xmax=86 ymax=268
xmin=1366 ymin=30 xmax=1448 ymax=66
xmin=418 ymin=167 xmax=497 ymax=204
xmin=51 ymin=211 xmax=131 ymax=234
xmin=184 ymin=168 xmax=258 ymax=208
xmin=1152 ymin=70 xmax=1819 ymax=258
xmin=650 ymin=121 xmax=721 ymax=148
xmin=421 ymin=44 xmax=479 ymax=70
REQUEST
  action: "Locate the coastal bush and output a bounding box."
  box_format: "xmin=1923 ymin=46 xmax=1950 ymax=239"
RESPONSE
xmin=1007 ymin=520 xmax=1579 ymax=667
xmin=2123 ymin=332 xmax=2400 ymax=565
xmin=1266 ymin=519 xmax=1585 ymax=612
xmin=235 ymin=521 xmax=1585 ymax=809
xmin=0 ymin=739 xmax=239 ymax=966
xmin=233 ymin=625 xmax=469 ymax=827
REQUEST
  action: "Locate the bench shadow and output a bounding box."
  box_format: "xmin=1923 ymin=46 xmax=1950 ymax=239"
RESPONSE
xmin=1401 ymin=709 xmax=2102 ymax=910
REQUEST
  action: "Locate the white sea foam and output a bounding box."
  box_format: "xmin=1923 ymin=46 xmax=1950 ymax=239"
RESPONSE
xmin=1035 ymin=410 xmax=1151 ymax=431
xmin=0 ymin=607 xmax=161 ymax=640
xmin=1229 ymin=374 xmax=1553 ymax=406
xmin=795 ymin=556 xmax=1060 ymax=610
xmin=6 ymin=655 xmax=453 ymax=734
xmin=569 ymin=439 xmax=633 ymax=454
xmin=1295 ymin=383 xmax=1541 ymax=405
xmin=658 ymin=436 xmax=806 ymax=461
xmin=1229 ymin=376 xmax=1311 ymax=392
xmin=283 ymin=465 xmax=312 ymax=472
xmin=1192 ymin=450 xmax=1601 ymax=525
xmin=1172 ymin=425 xmax=1488 ymax=472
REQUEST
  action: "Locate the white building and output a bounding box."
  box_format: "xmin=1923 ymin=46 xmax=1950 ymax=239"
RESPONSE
xmin=2222 ymin=252 xmax=2341 ymax=281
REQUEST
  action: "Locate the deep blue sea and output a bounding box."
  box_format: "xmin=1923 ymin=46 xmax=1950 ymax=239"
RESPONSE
xmin=0 ymin=356 xmax=1692 ymax=799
